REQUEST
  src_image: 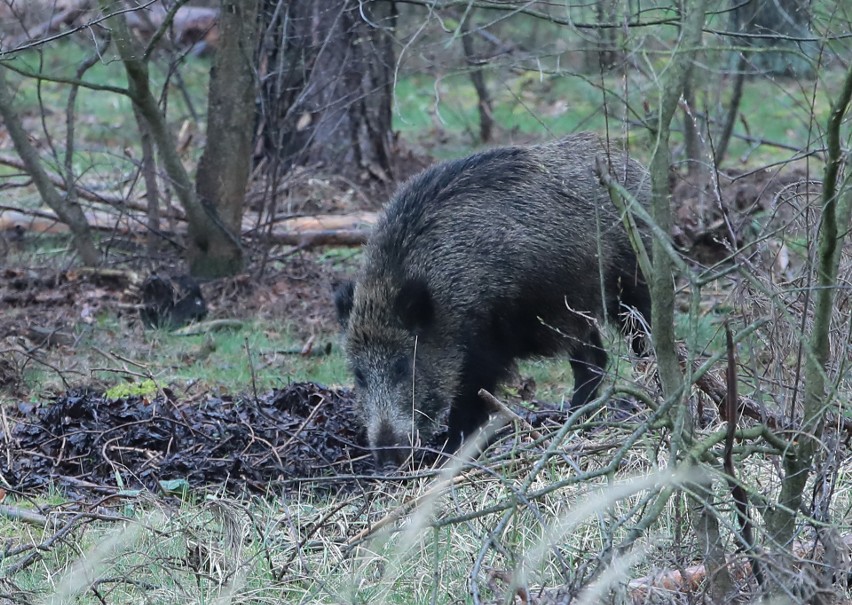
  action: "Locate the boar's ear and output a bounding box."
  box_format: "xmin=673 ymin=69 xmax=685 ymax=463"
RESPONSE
xmin=395 ymin=278 xmax=434 ymax=334
xmin=333 ymin=281 xmax=355 ymax=328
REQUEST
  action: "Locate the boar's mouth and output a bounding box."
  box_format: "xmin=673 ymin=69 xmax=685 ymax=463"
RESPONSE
xmin=371 ymin=419 xmax=413 ymax=470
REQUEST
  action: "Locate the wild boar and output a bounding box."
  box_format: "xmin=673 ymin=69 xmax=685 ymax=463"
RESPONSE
xmin=336 ymin=133 xmax=651 ymax=467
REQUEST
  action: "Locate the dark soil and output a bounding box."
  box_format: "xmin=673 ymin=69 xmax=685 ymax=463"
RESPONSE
xmin=2 ymin=382 xmax=375 ymax=497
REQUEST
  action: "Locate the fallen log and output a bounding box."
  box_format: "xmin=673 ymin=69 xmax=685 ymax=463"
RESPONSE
xmin=9 ymin=0 xmax=91 ymax=48
xmin=1 ymin=206 xmax=376 ymax=248
xmin=9 ymin=2 xmax=219 ymax=52
xmin=0 ymin=208 xmax=148 ymax=235
xmin=251 ymin=211 xmax=377 ymax=247
xmin=123 ymin=5 xmax=219 ymax=50
xmin=258 ymin=229 xmax=370 ymax=248
xmin=254 ymin=211 xmax=377 ymax=232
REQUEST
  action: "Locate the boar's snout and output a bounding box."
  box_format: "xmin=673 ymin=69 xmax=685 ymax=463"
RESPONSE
xmin=371 ymin=419 xmax=410 ymax=470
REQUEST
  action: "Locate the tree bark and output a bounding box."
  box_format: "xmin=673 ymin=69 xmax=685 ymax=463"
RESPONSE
xmin=133 ymin=105 xmax=161 ymax=258
xmin=459 ymin=9 xmax=494 ymax=143
xmin=646 ymin=0 xmax=706 ymax=413
xmin=256 ymin=0 xmax=395 ymax=182
xmin=460 ymin=10 xmax=493 ymax=144
xmin=595 ymin=0 xmax=622 ymax=70
xmin=192 ymin=0 xmax=260 ymax=277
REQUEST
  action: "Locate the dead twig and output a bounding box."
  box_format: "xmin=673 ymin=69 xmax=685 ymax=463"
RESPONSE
xmin=478 ymin=388 xmax=545 ymax=443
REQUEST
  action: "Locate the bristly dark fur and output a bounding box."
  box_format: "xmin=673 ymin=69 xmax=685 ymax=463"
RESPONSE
xmin=337 ymin=133 xmax=652 ymax=466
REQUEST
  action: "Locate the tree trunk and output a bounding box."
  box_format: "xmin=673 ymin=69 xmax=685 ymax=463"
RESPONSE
xmin=644 ymin=1 xmax=733 ymax=595
xmin=730 ymin=0 xmax=816 ymax=77
xmin=101 ymin=0 xmax=244 ymax=279
xmin=256 ymin=0 xmax=396 ymax=182
xmin=764 ymin=61 xmax=852 ymax=568
xmin=192 ymin=0 xmax=260 ymax=277
xmin=133 ymin=105 xmax=161 ymax=259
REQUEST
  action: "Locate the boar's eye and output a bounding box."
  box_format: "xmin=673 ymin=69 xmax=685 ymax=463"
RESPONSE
xmin=353 ymin=368 xmax=367 ymax=389
xmin=391 ymin=356 xmax=410 ymax=383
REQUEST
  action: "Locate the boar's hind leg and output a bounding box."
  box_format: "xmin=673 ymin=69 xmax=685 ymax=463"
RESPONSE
xmin=569 ymin=329 xmax=608 ymax=408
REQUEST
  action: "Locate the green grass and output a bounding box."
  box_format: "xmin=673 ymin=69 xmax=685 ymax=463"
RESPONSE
xmin=18 ymin=317 xmax=349 ymax=397
xmin=7 ymin=438 xmax=847 ymax=604
xmin=133 ymin=323 xmax=350 ymax=392
xmin=392 ymin=71 xmax=639 ymax=155
xmin=393 ymin=54 xmax=841 ymax=170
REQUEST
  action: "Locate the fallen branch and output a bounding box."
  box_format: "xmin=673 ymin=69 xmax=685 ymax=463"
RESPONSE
xmin=0 ymin=503 xmax=48 ymax=526
xmin=0 ymin=208 xmax=149 ymax=235
xmin=171 ymin=319 xmax=244 ymax=336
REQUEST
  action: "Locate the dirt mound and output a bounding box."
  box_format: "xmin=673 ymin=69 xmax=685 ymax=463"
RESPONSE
xmin=2 ymin=381 xmax=586 ymax=498
xmin=3 ymin=383 xmax=377 ymax=496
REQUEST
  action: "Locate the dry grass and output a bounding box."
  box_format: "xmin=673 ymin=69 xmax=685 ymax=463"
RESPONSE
xmin=4 ymin=402 xmax=850 ymax=604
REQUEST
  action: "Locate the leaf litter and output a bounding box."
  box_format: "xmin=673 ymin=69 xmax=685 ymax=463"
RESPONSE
xmin=2 ymin=382 xmax=379 ymax=497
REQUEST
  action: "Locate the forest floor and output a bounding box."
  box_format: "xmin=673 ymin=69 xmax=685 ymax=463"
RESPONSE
xmin=0 ymin=160 xmax=819 ymax=496
xmin=2 ymin=154 xmax=846 ymax=605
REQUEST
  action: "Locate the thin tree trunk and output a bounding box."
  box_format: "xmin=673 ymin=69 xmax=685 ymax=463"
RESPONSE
xmin=645 ymin=1 xmax=733 ymax=598
xmin=764 ymin=62 xmax=852 ymax=561
xmin=681 ymin=75 xmax=702 ymax=178
xmin=714 ymin=52 xmax=748 ymax=165
xmin=0 ymin=66 xmax=99 ymax=266
xmin=460 ymin=10 xmax=492 ymax=143
xmin=646 ymin=0 xmax=706 ymax=411
xmin=133 ymin=106 xmax=161 ymax=258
